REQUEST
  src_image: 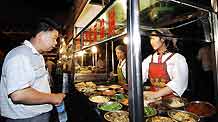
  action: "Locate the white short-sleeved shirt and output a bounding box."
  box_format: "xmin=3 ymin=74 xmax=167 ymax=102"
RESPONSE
xmin=0 ymin=40 xmax=52 ymax=119
xmin=142 ymin=52 xmax=188 ymax=96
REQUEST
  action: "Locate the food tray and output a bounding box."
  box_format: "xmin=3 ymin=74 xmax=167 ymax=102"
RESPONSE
xmin=104 ymin=110 xmax=129 ymax=122
xmin=168 ymin=109 xmax=200 ymax=122
xmin=97 ymin=101 xmax=122 ymax=112
xmin=89 ymin=95 xmax=110 ymax=103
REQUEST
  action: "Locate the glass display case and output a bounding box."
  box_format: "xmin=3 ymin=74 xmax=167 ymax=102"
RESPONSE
xmin=65 ymin=0 xmax=217 ymax=122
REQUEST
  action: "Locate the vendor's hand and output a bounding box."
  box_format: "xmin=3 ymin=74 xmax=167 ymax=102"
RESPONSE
xmin=51 ymin=93 xmax=66 ymax=106
xmin=143 ymin=91 xmax=157 ymax=100
xmin=109 ymin=72 xmax=118 ymax=77
xmin=108 ymin=72 xmax=117 ymax=81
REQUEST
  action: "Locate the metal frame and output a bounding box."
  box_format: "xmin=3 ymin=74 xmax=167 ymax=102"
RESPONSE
xmin=70 ymin=0 xmax=115 ymax=42
xmin=70 ymin=0 xmax=218 ymax=121
xmin=73 ymin=32 xmax=126 ymax=53
xmin=127 ymin=0 xmax=144 ymax=122
xmin=211 ymin=12 xmax=218 ymax=103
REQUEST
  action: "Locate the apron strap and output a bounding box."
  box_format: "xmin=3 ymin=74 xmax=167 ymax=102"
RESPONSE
xmin=163 ymin=53 xmax=175 ymax=63
xmin=151 ymin=54 xmax=154 ymax=63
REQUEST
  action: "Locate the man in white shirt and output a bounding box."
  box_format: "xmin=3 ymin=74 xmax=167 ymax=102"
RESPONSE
xmin=0 ymin=18 xmax=65 ymax=122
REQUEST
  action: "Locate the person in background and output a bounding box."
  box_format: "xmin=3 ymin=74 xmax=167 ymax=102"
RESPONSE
xmin=142 ymin=29 xmax=188 ymax=100
xmin=45 ymin=57 xmax=56 ymax=87
xmin=45 ymin=57 xmax=55 ymax=74
xmin=115 ymin=45 xmax=127 ymax=87
xmin=196 ymin=43 xmax=214 ymax=103
xmin=96 ymin=53 xmax=106 ymax=73
xmin=0 ymin=18 xmax=65 ymax=122
xmin=0 ymin=49 xmax=5 ymax=78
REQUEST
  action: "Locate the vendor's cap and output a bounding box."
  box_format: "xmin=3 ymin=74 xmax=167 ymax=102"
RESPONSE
xmin=152 ymin=28 xmax=177 ymax=42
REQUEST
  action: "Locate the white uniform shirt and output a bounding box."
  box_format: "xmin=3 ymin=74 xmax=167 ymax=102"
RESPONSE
xmin=118 ymin=59 xmax=126 ymax=79
xmin=0 ymin=40 xmax=52 ymax=119
xmin=142 ymin=52 xmax=188 ymax=96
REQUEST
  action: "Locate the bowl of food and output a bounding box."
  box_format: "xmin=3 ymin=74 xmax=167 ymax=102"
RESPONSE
xmin=144 ymin=97 xmax=162 ymax=106
xmin=120 ymin=98 xmax=128 ymax=106
xmin=98 ymin=101 xmax=123 ymax=112
xmin=148 ymin=100 xmax=168 ymax=114
xmin=116 ymin=88 xmax=125 ymax=93
xmin=109 ymin=84 xmax=122 ymax=89
xmin=89 ymin=95 xmax=110 ymax=104
xmin=168 ymin=109 xmax=200 ymax=122
xmin=162 ymin=97 xmax=187 ymax=109
xmin=144 ymin=106 xmax=157 ymax=118
xmin=96 ymin=85 xmax=109 ymax=91
xmin=102 ymin=90 xmax=116 ymax=96
xmin=104 ymin=110 xmax=129 ymax=122
xmin=185 ymin=101 xmax=216 ymax=118
xmin=145 ymin=116 xmax=177 ymax=122
xmin=112 ymin=94 xmax=128 ymax=101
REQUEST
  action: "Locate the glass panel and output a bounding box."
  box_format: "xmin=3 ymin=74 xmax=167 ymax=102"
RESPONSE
xmin=139 ymin=0 xmax=209 ymax=28
xmin=140 ymin=1 xmax=217 ymax=120
xmin=78 ymin=0 xmax=127 ymax=49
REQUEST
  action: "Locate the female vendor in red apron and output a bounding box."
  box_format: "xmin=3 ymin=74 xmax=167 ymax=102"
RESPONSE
xmin=142 ymin=29 xmax=188 ymax=100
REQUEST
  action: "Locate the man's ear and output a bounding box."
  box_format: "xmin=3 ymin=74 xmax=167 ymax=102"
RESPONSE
xmin=35 ymin=31 xmax=44 ymax=40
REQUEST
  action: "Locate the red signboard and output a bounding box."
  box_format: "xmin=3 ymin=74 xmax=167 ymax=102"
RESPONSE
xmin=100 ymin=19 xmax=105 ymax=40
xmin=81 ymin=8 xmax=116 ymax=47
xmin=108 ymin=8 xmax=116 ymax=37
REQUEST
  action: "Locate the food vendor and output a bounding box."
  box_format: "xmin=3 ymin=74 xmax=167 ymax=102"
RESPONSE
xmin=115 ymin=45 xmax=127 ymax=87
xmin=142 ymin=29 xmax=188 ymax=99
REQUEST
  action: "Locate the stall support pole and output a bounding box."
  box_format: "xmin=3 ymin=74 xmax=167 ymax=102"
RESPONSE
xmin=106 ymin=43 xmax=109 ymax=75
xmin=111 ymin=41 xmax=115 ymax=73
xmin=211 ymin=12 xmax=218 ymax=104
xmin=127 ymin=0 xmax=144 ymax=122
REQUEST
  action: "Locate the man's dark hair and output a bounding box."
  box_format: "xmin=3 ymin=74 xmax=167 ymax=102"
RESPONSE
xmin=31 ymin=18 xmax=61 ymax=37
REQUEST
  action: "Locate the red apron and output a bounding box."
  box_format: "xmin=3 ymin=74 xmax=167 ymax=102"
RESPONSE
xmin=148 ymin=53 xmax=175 ymax=98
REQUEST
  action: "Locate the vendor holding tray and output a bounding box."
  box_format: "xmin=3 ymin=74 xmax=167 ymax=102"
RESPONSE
xmin=142 ymin=29 xmax=188 ymax=100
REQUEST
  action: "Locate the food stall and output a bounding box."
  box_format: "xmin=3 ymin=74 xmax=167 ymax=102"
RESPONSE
xmin=62 ymin=0 xmax=218 ymax=122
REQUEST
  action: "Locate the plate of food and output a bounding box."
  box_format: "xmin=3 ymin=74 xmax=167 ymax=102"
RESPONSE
xmin=144 ymin=97 xmax=162 ymax=106
xmin=89 ymin=95 xmax=110 ymax=103
xmin=116 ymin=87 xmax=125 ymax=93
xmin=109 ymin=84 xmax=122 ymax=89
xmin=96 ymin=85 xmax=109 ymax=91
xmin=104 ymin=110 xmax=129 ymax=122
xmin=168 ymin=110 xmax=200 ymax=122
xmin=144 ymin=106 xmax=157 ymax=118
xmin=148 ymin=100 xmax=169 ymax=114
xmin=102 ymin=90 xmax=116 ymax=96
xmin=112 ymin=93 xmax=128 ymax=101
xmin=120 ymin=98 xmax=128 ymax=106
xmin=146 ymin=116 xmax=177 ymax=122
xmin=75 ymin=82 xmax=96 ymax=92
xmin=98 ymin=101 xmax=122 ymax=112
xmin=162 ymin=97 xmax=186 ymax=109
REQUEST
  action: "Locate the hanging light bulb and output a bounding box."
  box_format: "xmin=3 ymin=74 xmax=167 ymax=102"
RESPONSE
xmin=61 ymin=38 xmax=65 ymax=42
xmin=78 ymin=50 xmax=86 ymax=56
xmin=123 ymin=36 xmax=128 ymax=45
xmin=91 ymin=46 xmax=98 ymax=53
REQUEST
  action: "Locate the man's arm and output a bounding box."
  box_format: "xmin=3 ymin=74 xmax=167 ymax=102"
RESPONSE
xmin=9 ymin=87 xmax=65 ymax=106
